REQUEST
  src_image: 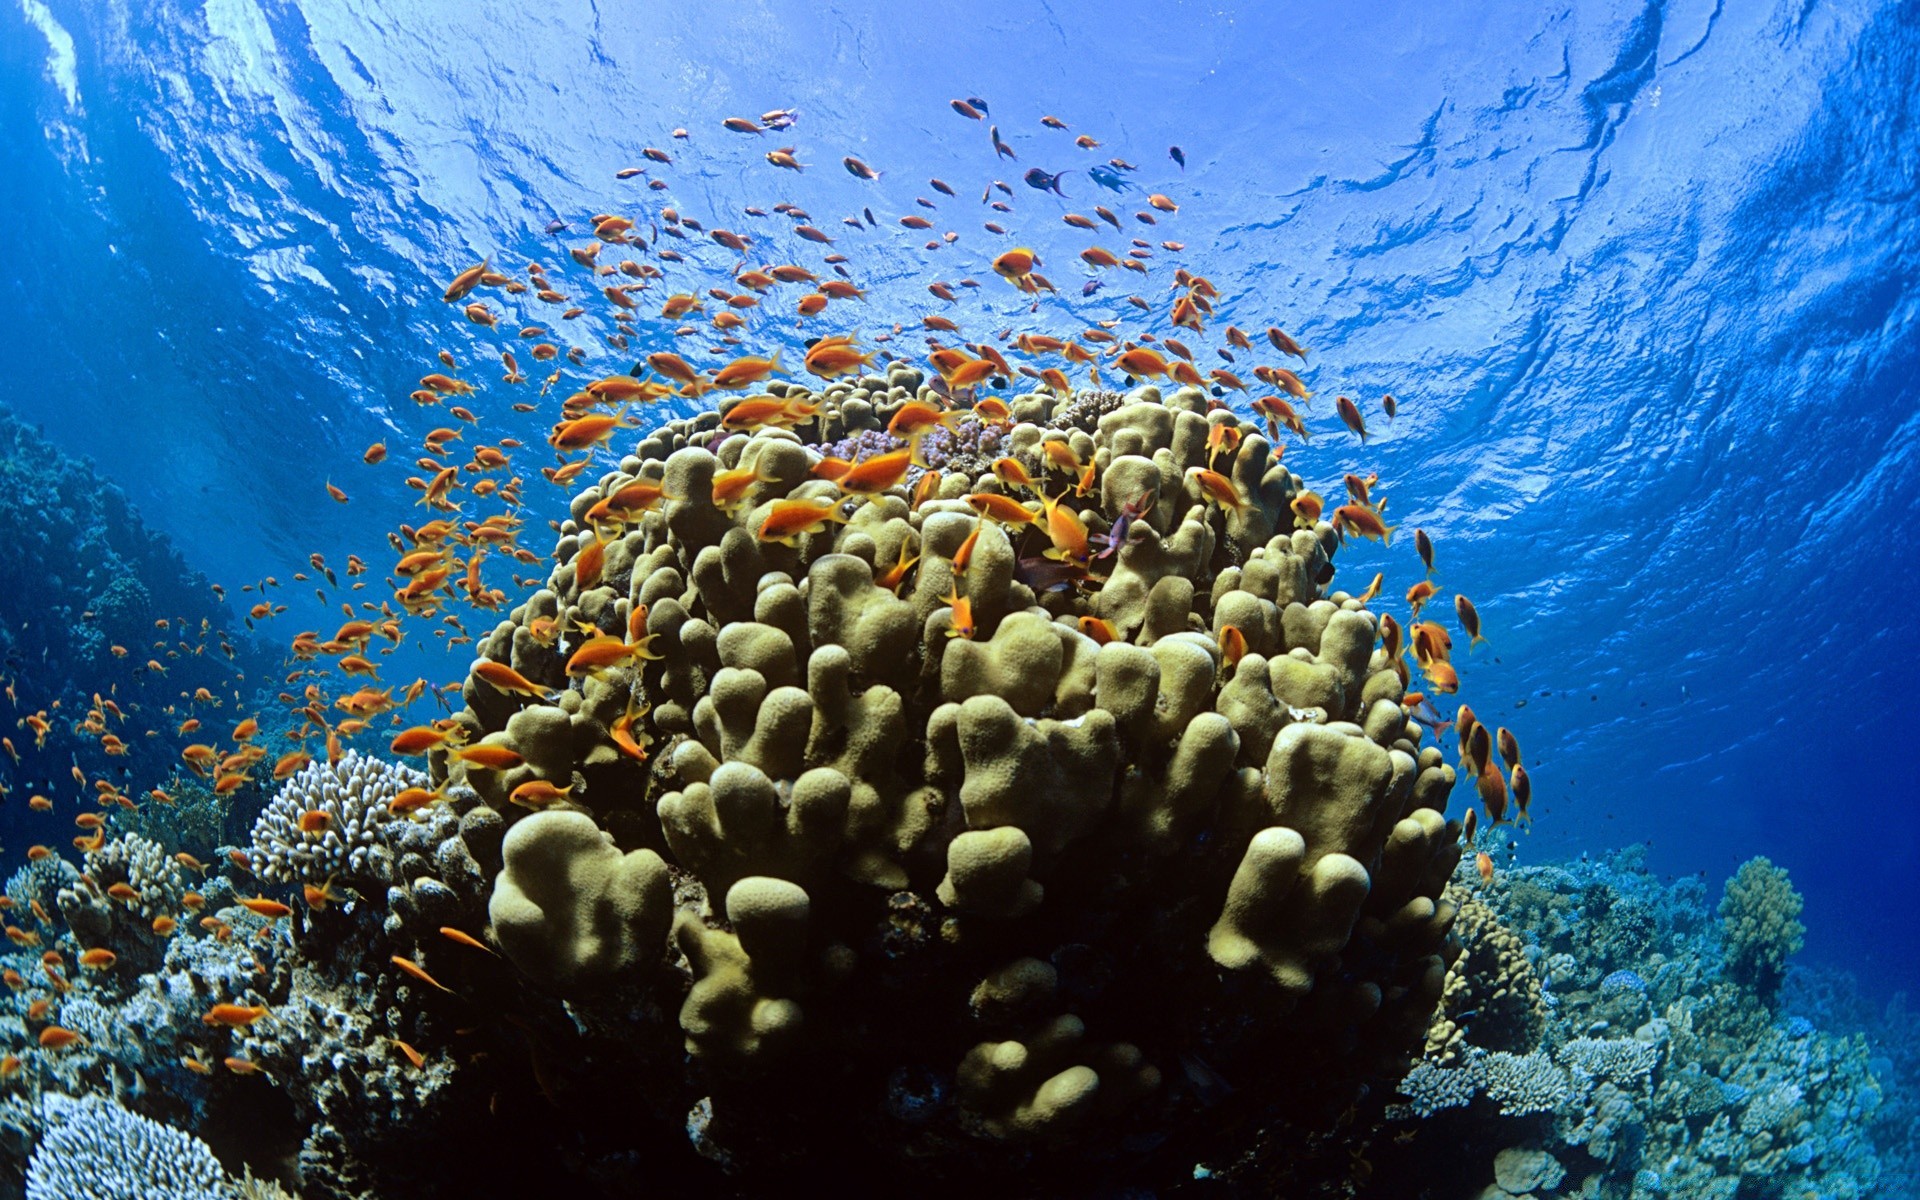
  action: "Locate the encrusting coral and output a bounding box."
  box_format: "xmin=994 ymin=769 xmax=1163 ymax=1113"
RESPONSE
xmin=432 ymin=373 xmax=1465 ymax=1178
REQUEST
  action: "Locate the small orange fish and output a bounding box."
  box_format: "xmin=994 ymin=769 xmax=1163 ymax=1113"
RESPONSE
xmin=302 ymin=877 xmax=341 ymax=909
xmin=964 ymin=493 xmax=1038 ymax=526
xmin=991 ymin=456 xmax=1036 ymax=491
xmin=1187 ymin=468 xmax=1248 ymax=514
xmin=224 ymin=1056 xmax=269 ymax=1077
xmin=1335 ymin=395 xmax=1370 ymax=442
xmin=389 ymin=1038 xmax=427 ymax=1069
xmin=1405 ymin=580 xmax=1437 ymax=619
xmin=1332 ymin=504 xmax=1394 ymax=546
xmin=438 ymin=926 xmax=497 ymax=956
xmin=991 ymin=247 xmax=1036 ymax=280
xmin=1422 ymin=659 xmax=1460 ymax=695
xmin=508 ymin=779 xmax=574 ymax=810
xmin=1455 ymin=594 xmax=1486 ymax=648
xmin=950 ymin=522 xmax=983 ymax=572
xmin=875 ymin=539 xmax=920 ymax=594
xmin=237 ymin=897 xmax=292 ymax=920
xmin=1077 ymin=616 xmax=1119 ymax=645
xmin=836 ymin=449 xmax=915 ymax=497
xmin=1511 ymin=764 xmax=1532 ymax=825
xmin=452 ymin=744 xmax=525 ymax=771
xmin=298 ymin=809 xmax=334 ymax=834
xmin=0 ymin=1055 xmax=20 ymax=1078
xmin=152 ymin=916 xmax=178 ymax=936
xmin=1477 ymin=760 xmax=1509 ymax=825
xmin=1475 ymin=852 xmax=1494 ymax=884
xmin=391 ymin=954 xmax=454 ymax=994
xmin=1115 ymin=347 xmax=1169 ymax=378
xmin=802 ymin=335 xmax=877 ymax=378
xmin=756 ymin=499 xmax=848 ymax=545
xmin=1206 ymin=422 xmax=1242 ymax=468
xmin=1218 ymin=624 xmax=1248 ymax=668
xmin=38 ymin=1026 xmax=85 ymax=1050
xmin=471 ymin=661 xmax=553 ymax=698
xmin=106 ymin=883 xmax=140 ymax=902
xmin=1497 ymin=727 xmax=1521 ymax=772
xmin=202 ymin=1003 xmax=271 ymax=1028
xmin=388 ymin=786 xmax=447 ymax=817
xmin=389 ymin=724 xmax=463 ymax=756
xmin=942 ymin=583 xmax=976 ymax=640
xmin=77 ymin=948 xmax=117 ymax=970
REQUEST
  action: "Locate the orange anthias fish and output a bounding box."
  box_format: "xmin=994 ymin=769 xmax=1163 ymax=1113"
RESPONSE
xmin=1115 ymin=347 xmax=1170 ymax=378
xmin=472 ymin=660 xmax=553 ymax=698
xmin=836 ymin=448 xmax=914 ymax=497
xmin=509 ymin=779 xmax=575 ymax=810
xmin=452 ymin=744 xmax=526 ymax=771
xmin=1039 ymin=492 xmax=1090 ymax=564
xmin=803 ymin=335 xmax=877 ymax=379
xmin=711 ymin=353 xmax=785 ymax=389
xmin=1335 ymin=395 xmax=1370 ymax=442
xmin=438 ymin=926 xmax=497 ymax=956
xmin=757 ymin=499 xmax=849 ymax=545
xmin=391 ymin=954 xmax=454 ymax=994
xmin=1332 ymin=504 xmax=1394 ymax=546
xmin=942 ymin=583 xmax=976 ymax=640
xmin=1455 ymin=593 xmax=1487 ymax=648
xmin=202 ymin=1003 xmax=271 ymax=1028
xmin=1187 ymin=468 xmax=1248 ymax=514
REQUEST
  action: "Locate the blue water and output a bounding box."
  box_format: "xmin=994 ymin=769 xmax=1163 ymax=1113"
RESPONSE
xmin=0 ymin=0 xmax=1917 ymax=1191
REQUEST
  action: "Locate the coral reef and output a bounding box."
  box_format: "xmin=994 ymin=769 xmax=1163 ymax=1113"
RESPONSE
xmin=425 ymin=374 xmax=1464 ymax=1184
xmin=0 ymin=382 xmax=1908 ymax=1199
xmin=26 ymin=1093 xmax=233 ymax=1200
xmin=1365 ymin=848 xmax=1894 ymax=1200
xmin=248 ymin=752 xmax=431 ymax=888
xmin=0 ymin=402 xmax=268 ymax=792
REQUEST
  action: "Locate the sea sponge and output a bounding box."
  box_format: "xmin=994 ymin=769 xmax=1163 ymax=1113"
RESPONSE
xmin=448 ymin=382 xmax=1464 ymax=1167
xmin=1718 ymin=856 xmax=1804 ymax=1000
xmin=487 ymin=810 xmax=672 ymax=988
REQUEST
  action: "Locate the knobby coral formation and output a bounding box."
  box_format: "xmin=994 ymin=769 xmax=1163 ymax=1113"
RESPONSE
xmin=433 ymin=374 xmax=1465 ymax=1180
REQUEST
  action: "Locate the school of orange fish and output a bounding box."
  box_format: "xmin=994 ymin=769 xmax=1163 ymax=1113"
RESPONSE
xmin=0 ymin=97 xmax=1529 ymax=1067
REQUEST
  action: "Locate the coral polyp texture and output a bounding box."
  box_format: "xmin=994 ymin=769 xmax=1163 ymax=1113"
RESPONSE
xmin=26 ymin=1093 xmax=233 ymax=1200
xmin=249 ymin=751 xmax=431 ymax=887
xmin=437 ymin=375 xmax=1464 ymax=1176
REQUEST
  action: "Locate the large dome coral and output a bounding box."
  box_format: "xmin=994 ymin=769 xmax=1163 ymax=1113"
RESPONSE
xmin=439 ymin=374 xmax=1464 ymax=1181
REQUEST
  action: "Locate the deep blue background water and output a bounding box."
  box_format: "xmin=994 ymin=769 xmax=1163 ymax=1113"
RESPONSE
xmin=2 ymin=0 xmax=1916 ymax=988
